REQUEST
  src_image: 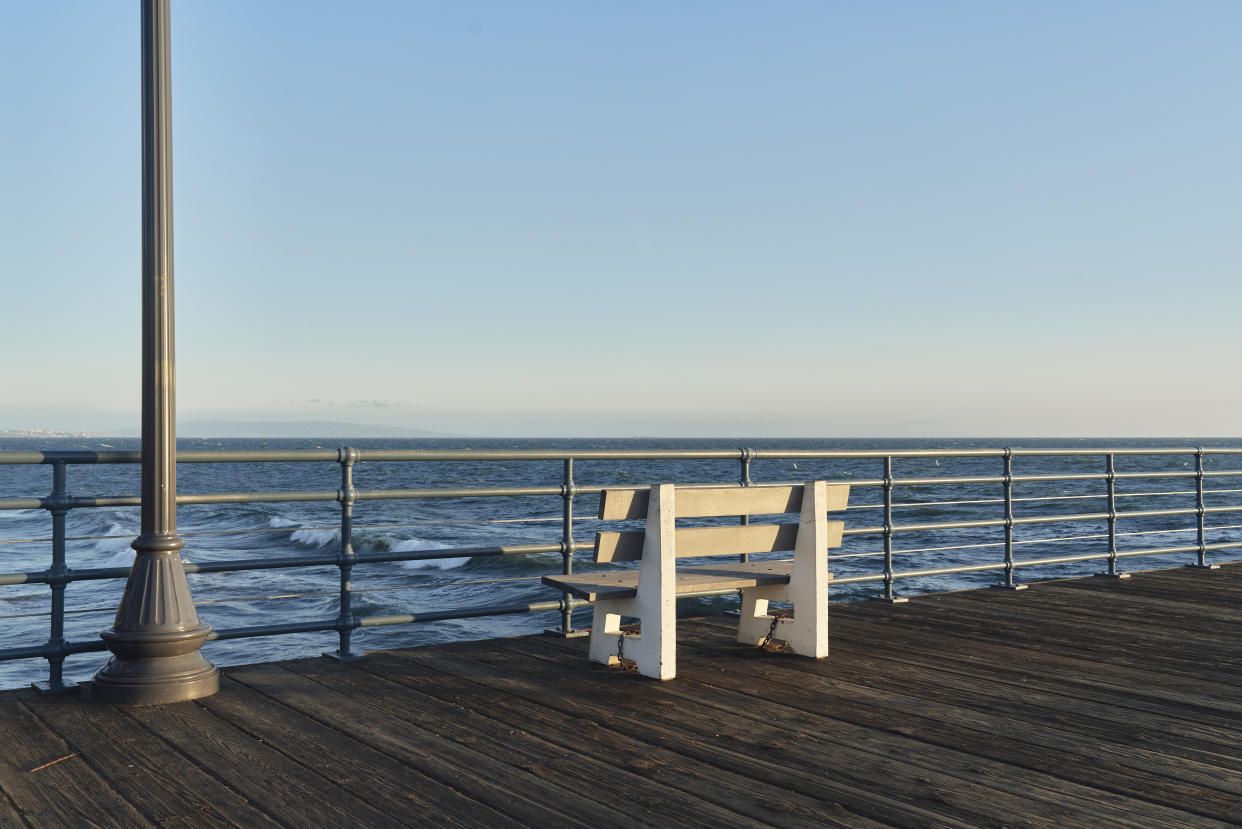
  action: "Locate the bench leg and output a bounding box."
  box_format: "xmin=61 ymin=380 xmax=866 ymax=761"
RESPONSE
xmin=782 ymin=607 xmax=829 ymax=659
xmin=737 ymin=584 xmax=789 ymax=646
xmin=587 ymin=599 xmax=675 ymax=680
xmin=738 ymin=584 xmax=828 ymax=658
xmin=588 ymin=602 xmax=624 ymax=666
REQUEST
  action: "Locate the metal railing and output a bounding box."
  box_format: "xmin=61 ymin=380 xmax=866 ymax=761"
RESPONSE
xmin=2 ymin=444 xmax=1241 ymax=692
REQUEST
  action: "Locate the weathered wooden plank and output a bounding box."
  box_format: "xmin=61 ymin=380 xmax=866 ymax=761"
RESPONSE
xmin=849 ymin=592 xmax=1242 ymax=681
xmin=595 ymin=521 xmax=843 ymax=562
xmin=0 ymin=692 xmax=152 ymax=828
xmin=1037 ymin=579 xmax=1242 ymax=619
xmin=934 ymin=601 xmax=1242 ymax=676
xmin=957 ymin=585 xmax=1242 ymax=639
xmin=689 ymin=617 xmax=1242 ymax=777
xmin=667 ymin=622 xmax=1242 ymax=825
xmin=23 ymin=690 xmax=273 ymax=829
xmin=388 ymin=642 xmax=983 ymax=829
xmin=0 ymin=790 xmax=21 ymax=828
xmin=347 ymin=650 xmax=886 ymax=829
xmin=232 ymin=659 xmax=622 ymax=828
xmin=274 ymin=657 xmax=753 ymax=829
xmin=966 ymin=582 xmax=1242 ymax=630
xmin=599 ymin=484 xmax=849 ymax=520
xmin=120 ymin=690 xmax=406 ymax=828
xmin=1039 ymin=566 xmax=1242 ymax=594
xmin=552 ymin=621 xmax=1241 ymax=828
xmin=543 ymin=559 xmax=799 ymax=601
xmin=1054 ymin=571 xmax=1242 ymax=603
xmin=199 ymin=673 xmax=522 ymax=829
xmin=830 ymin=611 xmax=1242 ymax=726
xmin=542 ymin=570 xmax=638 ymax=601
xmin=313 ymin=653 xmax=832 ymax=829
xmin=939 ymin=585 xmax=1242 ymax=649
xmin=464 ymin=637 xmax=1189 ymax=829
xmin=473 ymin=635 xmax=1183 ymax=829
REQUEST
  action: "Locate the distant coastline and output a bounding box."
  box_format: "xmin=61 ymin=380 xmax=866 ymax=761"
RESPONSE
xmin=0 ymin=420 xmax=455 ymax=440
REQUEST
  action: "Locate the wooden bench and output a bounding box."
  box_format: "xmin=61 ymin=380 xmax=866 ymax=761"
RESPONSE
xmin=543 ymin=481 xmax=849 ymax=679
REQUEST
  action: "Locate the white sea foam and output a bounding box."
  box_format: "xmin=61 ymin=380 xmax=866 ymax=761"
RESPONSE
xmin=92 ymin=523 xmax=137 ymax=567
xmin=290 ymin=527 xmax=340 ymax=548
xmin=268 ymin=516 xmax=299 ymax=529
xmin=84 ymin=522 xmax=195 ymax=568
xmin=394 ymin=537 xmax=466 ymax=570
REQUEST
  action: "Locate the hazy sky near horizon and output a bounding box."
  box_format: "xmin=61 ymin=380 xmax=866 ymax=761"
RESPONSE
xmin=3 ymin=1 xmax=1240 ymax=437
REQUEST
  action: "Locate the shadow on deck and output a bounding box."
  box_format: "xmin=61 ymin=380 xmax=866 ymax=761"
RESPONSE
xmin=1 ymin=563 xmax=1240 ymax=828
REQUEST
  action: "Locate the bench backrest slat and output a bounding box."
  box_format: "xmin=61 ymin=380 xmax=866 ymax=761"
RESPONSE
xmin=595 ymin=521 xmax=846 ymax=563
xmin=598 ymin=483 xmax=848 ymax=520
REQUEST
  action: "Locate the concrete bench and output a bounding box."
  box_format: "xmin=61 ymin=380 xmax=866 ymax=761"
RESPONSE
xmin=543 ymin=481 xmax=849 ymax=679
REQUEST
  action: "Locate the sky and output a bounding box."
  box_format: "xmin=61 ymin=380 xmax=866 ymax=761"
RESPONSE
xmin=2 ymin=1 xmax=1240 ymax=437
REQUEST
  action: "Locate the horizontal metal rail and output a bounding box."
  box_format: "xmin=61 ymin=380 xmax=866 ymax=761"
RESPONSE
xmin=8 ymin=472 xmax=1242 ymax=515
xmin=2 ymin=443 xmax=1241 ymax=692
xmin=7 ymin=445 xmax=1242 ymax=466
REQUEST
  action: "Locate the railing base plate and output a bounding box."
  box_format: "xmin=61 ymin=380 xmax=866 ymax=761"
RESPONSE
xmin=1094 ymin=572 xmax=1131 ymax=579
xmin=32 ymin=680 xmax=79 ymax=696
xmin=544 ymin=627 xmax=590 ymax=638
xmin=323 ymin=651 xmax=365 ymax=662
xmin=991 ymin=583 xmax=1028 ymax=591
xmin=869 ymin=596 xmax=909 ymax=604
xmin=1184 ymin=563 xmax=1220 ymax=570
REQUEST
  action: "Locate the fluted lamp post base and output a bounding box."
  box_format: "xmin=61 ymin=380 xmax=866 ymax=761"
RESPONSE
xmin=93 ymin=624 xmax=218 ymax=705
xmin=92 ymin=538 xmax=219 ymax=705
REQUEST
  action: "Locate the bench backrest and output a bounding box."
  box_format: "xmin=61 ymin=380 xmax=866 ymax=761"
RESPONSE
xmin=593 ymin=483 xmax=848 ymax=563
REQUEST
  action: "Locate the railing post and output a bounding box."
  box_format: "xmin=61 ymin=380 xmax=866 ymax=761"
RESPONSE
xmin=872 ymin=456 xmax=907 ymax=603
xmin=993 ymin=449 xmax=1026 ymax=590
xmin=326 ymin=447 xmax=362 ymax=660
xmin=546 ymin=458 xmax=587 ymax=637
xmin=1186 ymin=446 xmax=1220 ymax=570
xmin=34 ymin=461 xmax=76 ymax=694
xmin=738 ymin=448 xmax=753 ymax=563
xmin=1096 ymin=452 xmax=1129 ymax=579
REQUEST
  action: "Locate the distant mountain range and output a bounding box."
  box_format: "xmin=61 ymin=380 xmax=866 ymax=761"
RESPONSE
xmin=150 ymin=420 xmax=454 ymax=438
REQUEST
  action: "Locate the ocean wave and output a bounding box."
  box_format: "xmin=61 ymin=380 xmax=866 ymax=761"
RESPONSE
xmin=93 ymin=523 xmax=135 ymax=554
xmin=289 ymin=527 xmax=340 ymax=548
xmin=278 ymin=518 xmax=465 ymax=571
xmin=393 ymin=537 xmax=468 ymax=570
xmin=73 ymin=522 xmax=138 ymax=568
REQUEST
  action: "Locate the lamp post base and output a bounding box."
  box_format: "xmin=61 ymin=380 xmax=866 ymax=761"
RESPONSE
xmin=92 ymin=624 xmax=218 ymax=705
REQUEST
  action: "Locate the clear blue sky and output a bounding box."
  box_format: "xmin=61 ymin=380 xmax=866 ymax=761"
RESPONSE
xmin=2 ymin=1 xmax=1239 ymax=436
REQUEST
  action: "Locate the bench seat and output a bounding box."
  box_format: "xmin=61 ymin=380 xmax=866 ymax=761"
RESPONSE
xmin=543 ymin=559 xmax=820 ymax=602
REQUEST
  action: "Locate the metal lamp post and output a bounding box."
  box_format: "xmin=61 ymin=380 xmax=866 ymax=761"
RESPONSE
xmin=92 ymin=0 xmax=218 ymax=704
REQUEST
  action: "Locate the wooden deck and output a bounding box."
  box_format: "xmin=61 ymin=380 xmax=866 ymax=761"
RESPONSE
xmin=1 ymin=563 xmax=1240 ymax=828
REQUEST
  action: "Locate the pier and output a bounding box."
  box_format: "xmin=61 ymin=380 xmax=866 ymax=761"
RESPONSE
xmin=2 ymin=561 xmax=1238 ymax=827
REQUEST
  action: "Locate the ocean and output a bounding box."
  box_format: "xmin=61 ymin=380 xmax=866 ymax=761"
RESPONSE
xmin=2 ymin=436 xmax=1240 ymax=690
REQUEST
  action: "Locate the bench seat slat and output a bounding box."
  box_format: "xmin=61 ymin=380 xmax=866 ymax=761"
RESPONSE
xmin=543 ymin=560 xmax=820 ymax=602
xmin=594 ymin=520 xmax=844 ymax=563
xmin=599 ymin=484 xmax=848 ymax=520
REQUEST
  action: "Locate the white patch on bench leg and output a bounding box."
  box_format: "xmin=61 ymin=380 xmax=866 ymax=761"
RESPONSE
xmin=737 ymin=584 xmax=788 ymax=645
xmin=589 ymin=602 xmax=624 ymax=665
